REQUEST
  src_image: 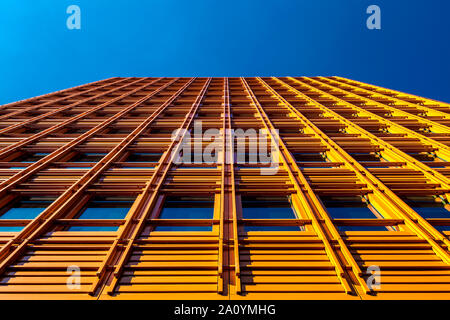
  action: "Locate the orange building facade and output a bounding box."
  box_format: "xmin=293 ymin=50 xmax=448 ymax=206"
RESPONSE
xmin=0 ymin=77 xmax=449 ymax=300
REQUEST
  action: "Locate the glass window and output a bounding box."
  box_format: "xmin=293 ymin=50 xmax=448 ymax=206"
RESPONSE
xmin=403 ymin=196 xmax=450 ymax=219
xmin=293 ymin=152 xmax=327 ymax=162
xmin=402 ymin=196 xmax=450 ymax=233
xmin=109 ymin=128 xmax=131 ymax=134
xmin=15 ymin=153 xmax=49 ymax=163
xmin=241 ymin=196 xmax=300 ymax=231
xmin=435 ymin=225 xmax=450 ymax=232
xmin=413 ymin=206 xmax=450 ymax=218
xmin=71 ymin=153 xmax=107 ymax=163
xmin=23 ymin=128 xmax=40 ymax=134
xmin=67 ymin=128 xmax=88 ymax=134
xmin=236 ymin=153 xmax=259 ymax=165
xmin=0 ymin=196 xmax=55 ymax=232
xmin=407 ymin=152 xmax=436 ymax=162
xmin=0 ymin=226 xmax=23 ymax=232
xmin=69 ymin=196 xmax=134 ymax=231
xmin=244 ymin=226 xmax=299 ymax=231
xmin=126 ymin=153 xmax=162 ymax=163
xmin=321 ymin=196 xmax=387 ymax=231
xmin=349 ymin=152 xmax=382 ymax=162
xmin=155 ymin=196 xmax=214 ymax=231
xmin=179 ymin=166 xmax=217 ymax=170
xmin=0 ymin=196 xmax=54 ymax=219
xmin=335 ymin=225 xmax=388 ymax=232
xmin=179 ymin=153 xmax=218 ymax=165
xmin=150 ymin=129 xmax=174 ymax=135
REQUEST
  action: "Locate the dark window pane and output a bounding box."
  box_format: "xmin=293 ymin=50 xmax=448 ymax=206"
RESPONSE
xmin=156 ymin=226 xmax=211 ymax=231
xmin=338 ymin=226 xmax=388 ymax=232
xmin=244 ymin=226 xmax=299 ymax=231
xmin=69 ymin=197 xmax=134 ymax=231
xmin=69 ymin=226 xmax=118 ymax=231
xmin=67 ymin=128 xmax=88 ymax=134
xmin=293 ymin=153 xmax=326 ymax=162
xmin=326 ymin=207 xmax=377 ymax=219
xmin=155 ymin=196 xmax=214 ymax=231
xmin=0 ymin=197 xmax=54 ymax=219
xmin=1 ymin=207 xmax=46 ymax=219
xmin=0 ymin=226 xmax=23 ymax=232
xmin=126 ymin=153 xmax=162 ymax=162
xmin=77 ymin=207 xmax=129 ymax=219
xmin=412 ymin=206 xmax=449 ymax=218
xmin=15 ymin=153 xmax=49 ymax=163
xmin=159 ymin=207 xmax=213 ymax=220
xmin=408 ymin=153 xmax=436 ymax=162
xmin=403 ymin=196 xmax=450 ymax=219
xmin=349 ymin=153 xmax=381 ymax=162
xmin=435 ymin=225 xmax=450 ymax=232
xmin=241 ymin=196 xmax=300 ymax=231
xmin=109 ymin=128 xmax=131 ymax=134
xmin=321 ymin=196 xmax=387 ymax=231
xmin=72 ymin=153 xmax=107 ymax=162
xmin=242 ymin=196 xmax=297 ymax=219
xmin=0 ymin=197 xmax=55 ymax=232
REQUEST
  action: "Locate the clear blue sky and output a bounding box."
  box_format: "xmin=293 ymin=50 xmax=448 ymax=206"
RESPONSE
xmin=0 ymin=0 xmax=449 ymax=104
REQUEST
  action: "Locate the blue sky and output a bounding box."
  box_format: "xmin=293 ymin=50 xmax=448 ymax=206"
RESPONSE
xmin=0 ymin=0 xmax=449 ymax=104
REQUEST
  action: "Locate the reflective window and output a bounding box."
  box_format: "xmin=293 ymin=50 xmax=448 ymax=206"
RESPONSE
xmin=403 ymin=196 xmax=450 ymax=219
xmin=321 ymin=196 xmax=387 ymax=231
xmin=67 ymin=128 xmax=88 ymax=134
xmin=349 ymin=152 xmax=382 ymax=162
xmin=155 ymin=196 xmax=214 ymax=231
xmin=241 ymin=196 xmax=300 ymax=231
xmin=126 ymin=153 xmax=162 ymax=163
xmin=0 ymin=196 xmax=55 ymax=232
xmin=69 ymin=196 xmax=134 ymax=231
xmin=0 ymin=197 xmax=54 ymax=219
xmin=15 ymin=153 xmax=49 ymax=163
xmin=71 ymin=153 xmax=107 ymax=163
xmin=293 ymin=152 xmax=327 ymax=162
xmin=407 ymin=152 xmax=436 ymax=162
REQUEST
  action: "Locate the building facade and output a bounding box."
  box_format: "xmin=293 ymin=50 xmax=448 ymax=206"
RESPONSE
xmin=0 ymin=77 xmax=449 ymax=300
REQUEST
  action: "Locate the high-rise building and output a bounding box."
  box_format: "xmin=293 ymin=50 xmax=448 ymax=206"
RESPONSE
xmin=0 ymin=77 xmax=448 ymax=300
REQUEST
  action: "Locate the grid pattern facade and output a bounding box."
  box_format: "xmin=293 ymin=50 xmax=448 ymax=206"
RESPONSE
xmin=0 ymin=76 xmax=449 ymax=300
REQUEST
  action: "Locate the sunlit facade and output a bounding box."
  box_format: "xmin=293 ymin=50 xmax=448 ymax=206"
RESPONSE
xmin=0 ymin=76 xmax=449 ymax=300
